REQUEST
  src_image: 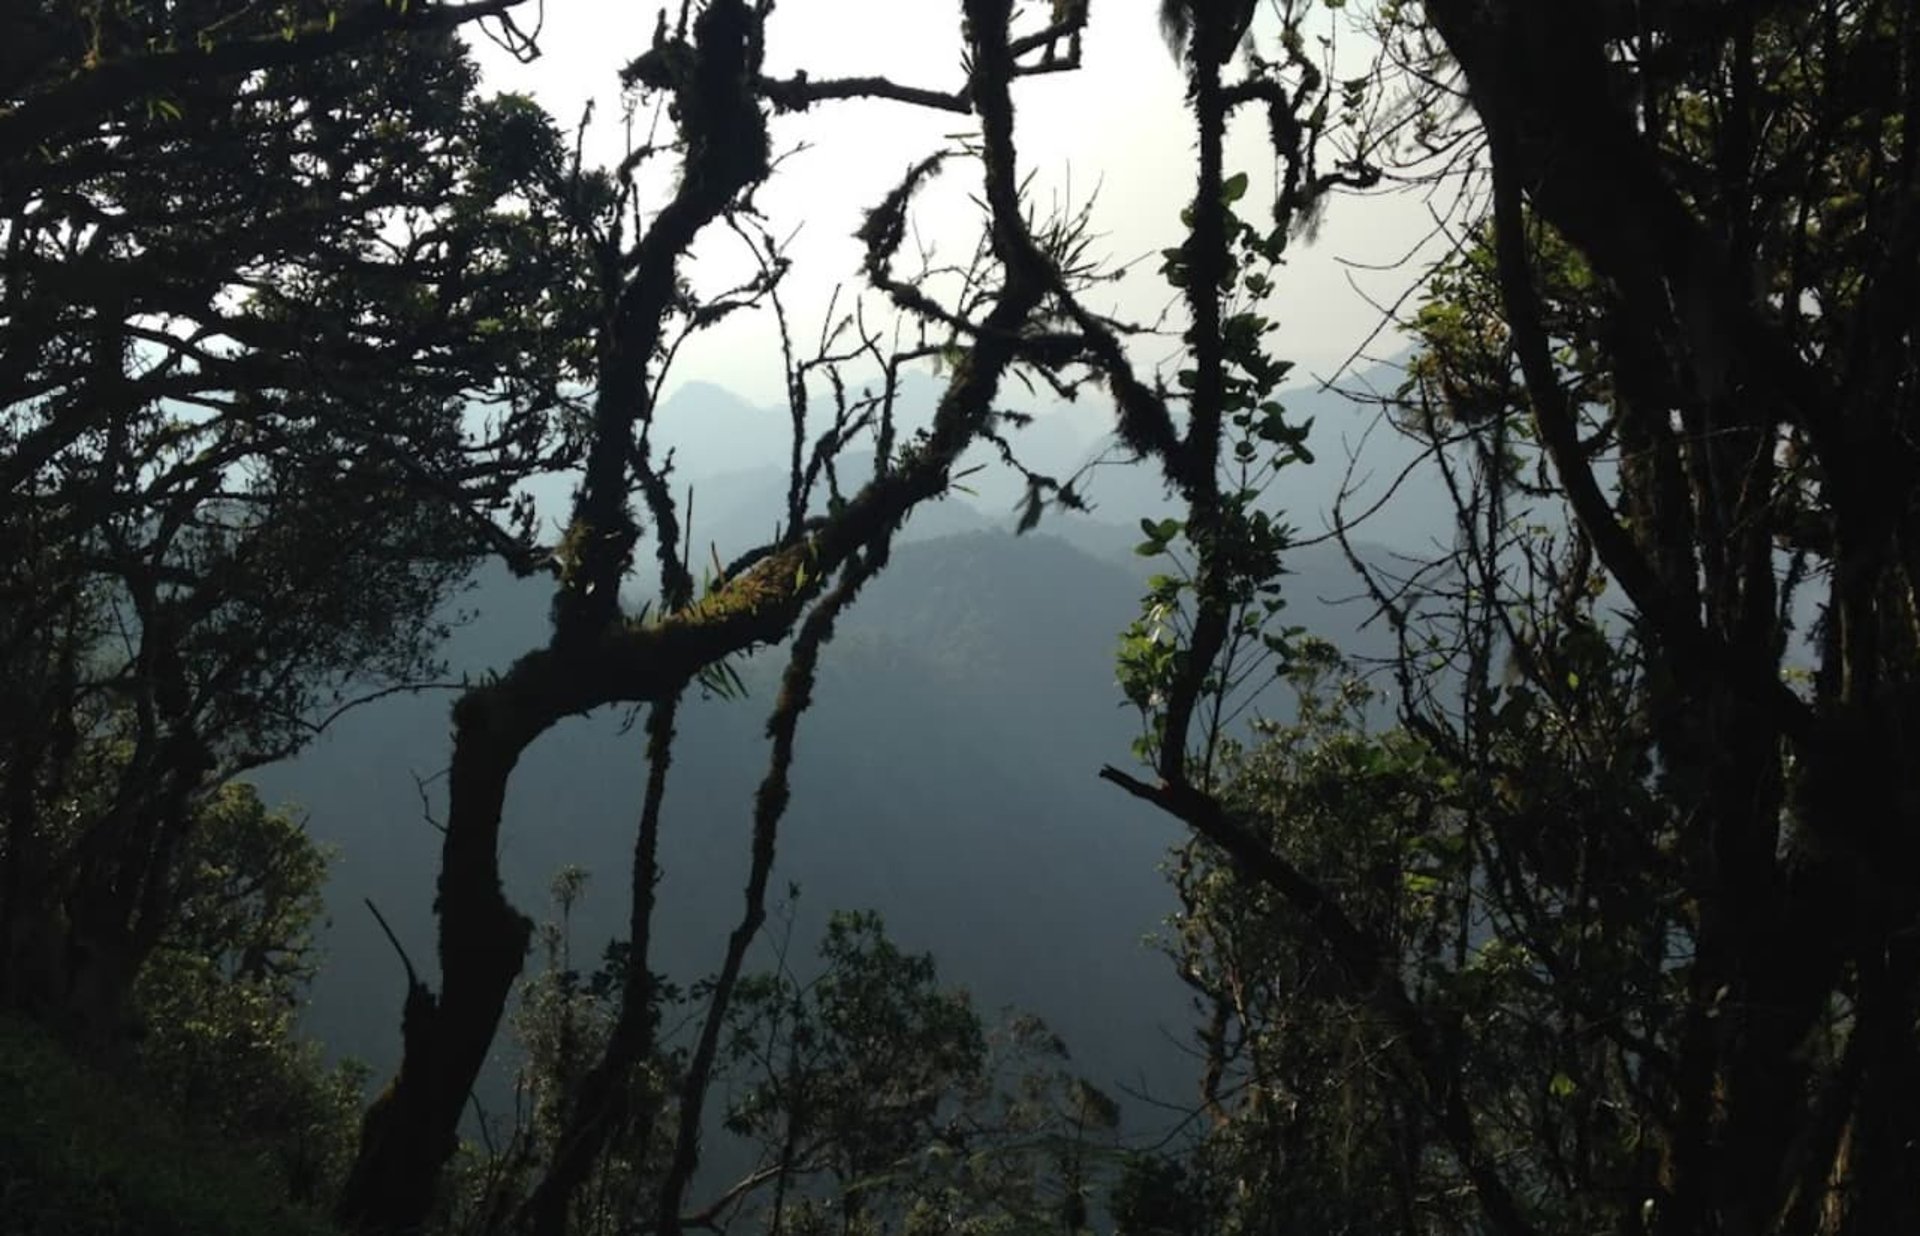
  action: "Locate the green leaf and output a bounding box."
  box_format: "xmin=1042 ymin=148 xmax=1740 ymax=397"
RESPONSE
xmin=1221 ymin=171 xmax=1250 ymax=204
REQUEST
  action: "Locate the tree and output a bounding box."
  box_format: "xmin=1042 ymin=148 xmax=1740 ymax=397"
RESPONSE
xmin=2 ymin=0 xmax=584 ymax=1040
xmin=711 ymin=907 xmax=1121 ymax=1236
xmin=1402 ymin=2 xmax=1920 ymax=1229
xmin=0 ymin=0 xmax=538 ymax=157
xmin=1133 ymin=622 xmax=1677 ymax=1235
xmin=329 ymin=0 xmax=1128 ymax=1229
xmin=132 ymin=783 xmax=370 ymax=1207
xmin=1106 ymin=1 xmax=1920 ymax=1233
xmin=719 ymin=908 xmax=990 ymax=1230
xmin=447 ymin=882 xmax=1111 ymax=1236
xmin=1156 ymin=663 xmax=1473 ymax=1236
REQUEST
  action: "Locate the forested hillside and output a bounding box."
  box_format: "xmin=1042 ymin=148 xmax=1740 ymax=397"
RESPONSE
xmin=254 ymin=518 xmax=1395 ymax=1108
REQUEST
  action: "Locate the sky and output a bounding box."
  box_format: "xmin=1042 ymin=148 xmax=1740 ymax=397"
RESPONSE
xmin=465 ymin=0 xmax=1455 ymax=408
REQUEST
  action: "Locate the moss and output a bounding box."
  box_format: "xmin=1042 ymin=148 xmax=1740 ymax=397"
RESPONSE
xmin=672 ymin=540 xmax=813 ymax=628
xmin=0 ymin=1014 xmax=343 ymax=1236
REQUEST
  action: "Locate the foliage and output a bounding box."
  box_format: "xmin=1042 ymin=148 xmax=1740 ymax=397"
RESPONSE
xmin=717 ymin=907 xmax=1120 ymax=1236
xmin=0 ymin=1012 xmax=343 ymax=1236
xmin=1 ymin=0 xmax=586 ymax=1042
xmin=1096 ymin=0 xmax=1366 ymax=797
xmin=131 ymin=783 xmax=368 ymax=1208
xmin=1116 ymin=2 xmax=1920 ymax=1233
xmin=452 ymin=882 xmax=1117 ymax=1236
xmin=431 ymin=868 xmax=682 ymax=1236
xmin=1113 ymin=168 xmax=1316 ymax=771
xmin=1 ymin=0 xmax=536 ymax=156
xmin=1141 ymin=635 xmax=1677 ymax=1234
xmin=722 ymin=909 xmax=990 ymax=1196
xmin=1163 ymin=668 xmax=1460 ymax=1235
xmin=1108 ymin=1152 xmax=1206 ymax=1236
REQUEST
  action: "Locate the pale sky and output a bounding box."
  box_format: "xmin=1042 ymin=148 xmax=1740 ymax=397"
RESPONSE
xmin=468 ymin=0 xmax=1450 ymax=407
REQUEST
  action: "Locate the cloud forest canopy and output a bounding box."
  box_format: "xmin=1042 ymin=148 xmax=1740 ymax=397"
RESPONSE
xmin=3 ymin=1 xmax=1918 ymax=1235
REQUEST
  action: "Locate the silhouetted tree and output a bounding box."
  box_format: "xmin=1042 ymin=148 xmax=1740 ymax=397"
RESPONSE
xmin=1107 ymin=2 xmax=1920 ymax=1234
xmin=331 ymin=0 xmax=1124 ymax=1229
xmin=1 ymin=0 xmax=583 ymax=1039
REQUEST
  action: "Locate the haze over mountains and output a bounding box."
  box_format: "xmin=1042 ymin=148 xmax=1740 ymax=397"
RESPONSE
xmin=252 ymin=365 xmax=1432 ymax=1123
